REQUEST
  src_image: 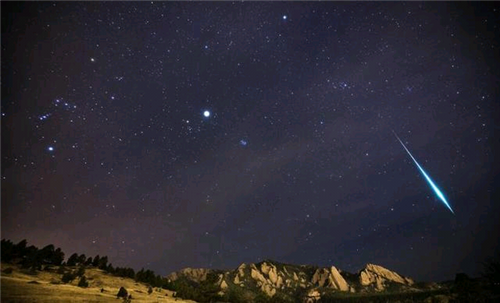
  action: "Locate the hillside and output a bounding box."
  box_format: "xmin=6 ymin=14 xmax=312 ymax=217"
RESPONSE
xmin=1 ymin=263 xmax=195 ymax=303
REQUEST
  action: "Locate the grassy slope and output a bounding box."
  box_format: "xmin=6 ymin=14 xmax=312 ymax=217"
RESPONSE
xmin=1 ymin=263 xmax=196 ymax=303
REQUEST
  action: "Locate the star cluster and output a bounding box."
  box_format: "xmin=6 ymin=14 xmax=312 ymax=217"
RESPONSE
xmin=2 ymin=2 xmax=499 ymax=281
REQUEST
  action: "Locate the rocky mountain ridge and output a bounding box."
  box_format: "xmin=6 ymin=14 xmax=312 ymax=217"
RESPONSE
xmin=167 ymin=260 xmax=421 ymax=298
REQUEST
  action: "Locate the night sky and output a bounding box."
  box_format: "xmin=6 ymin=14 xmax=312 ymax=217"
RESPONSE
xmin=2 ymin=2 xmax=499 ymax=283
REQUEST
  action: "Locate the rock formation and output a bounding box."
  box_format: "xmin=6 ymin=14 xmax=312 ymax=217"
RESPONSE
xmin=312 ymin=266 xmax=351 ymax=291
xmin=359 ymin=264 xmax=414 ymax=291
xmin=167 ymin=267 xmax=211 ymax=283
xmin=167 ymin=260 xmax=417 ymax=298
xmin=304 ymin=289 xmax=321 ymax=303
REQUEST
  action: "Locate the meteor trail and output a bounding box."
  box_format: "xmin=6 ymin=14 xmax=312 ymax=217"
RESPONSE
xmin=393 ymin=131 xmax=454 ymax=214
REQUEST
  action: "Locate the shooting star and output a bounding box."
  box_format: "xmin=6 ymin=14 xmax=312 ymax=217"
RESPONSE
xmin=393 ymin=131 xmax=454 ymax=214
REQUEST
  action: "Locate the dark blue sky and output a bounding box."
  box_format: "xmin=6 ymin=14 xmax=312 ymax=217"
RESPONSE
xmin=2 ymin=2 xmax=499 ymax=282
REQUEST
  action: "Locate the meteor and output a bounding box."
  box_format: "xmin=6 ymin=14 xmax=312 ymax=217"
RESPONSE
xmin=393 ymin=131 xmax=454 ymax=214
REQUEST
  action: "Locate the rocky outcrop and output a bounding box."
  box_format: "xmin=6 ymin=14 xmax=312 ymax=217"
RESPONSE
xmin=249 ymin=262 xmax=285 ymax=296
xmin=359 ymin=264 xmax=414 ymax=291
xmin=261 ymin=283 xmax=276 ymax=296
xmin=231 ymin=262 xmax=283 ymax=296
xmin=167 ymin=260 xmax=418 ymax=298
xmin=220 ymin=279 xmax=228 ymax=289
xmin=233 ymin=263 xmax=246 ymax=285
xmin=167 ymin=267 xmax=211 ymax=283
xmin=304 ymin=289 xmax=321 ymax=303
xmin=251 ymin=267 xmax=267 ymax=284
xmin=312 ymin=266 xmax=350 ymax=291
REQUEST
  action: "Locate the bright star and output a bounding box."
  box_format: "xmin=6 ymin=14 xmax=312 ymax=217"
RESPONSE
xmin=283 ymin=15 xmax=287 ymax=20
xmin=203 ymin=110 xmax=210 ymax=117
xmin=240 ymin=139 xmax=248 ymax=146
xmin=47 ymin=146 xmax=54 ymax=151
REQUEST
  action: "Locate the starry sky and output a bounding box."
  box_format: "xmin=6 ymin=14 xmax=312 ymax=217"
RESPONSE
xmin=2 ymin=2 xmax=499 ymax=282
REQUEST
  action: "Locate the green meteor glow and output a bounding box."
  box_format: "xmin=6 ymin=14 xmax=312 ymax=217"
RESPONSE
xmin=393 ymin=131 xmax=454 ymax=214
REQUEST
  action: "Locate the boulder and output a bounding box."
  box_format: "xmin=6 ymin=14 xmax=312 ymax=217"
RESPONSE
xmin=312 ymin=267 xmax=350 ymax=291
xmin=304 ymin=289 xmax=321 ymax=303
xmin=329 ymin=266 xmax=350 ymax=291
xmin=261 ymin=283 xmax=276 ymax=296
xmin=359 ymin=264 xmax=414 ymax=291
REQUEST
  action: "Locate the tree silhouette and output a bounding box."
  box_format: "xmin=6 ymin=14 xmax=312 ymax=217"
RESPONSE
xmin=67 ymin=253 xmax=78 ymax=266
xmin=77 ymin=254 xmax=86 ymax=265
xmin=78 ymin=275 xmax=89 ymax=287
xmin=76 ymin=265 xmax=86 ymax=277
xmin=62 ymin=272 xmax=76 ymax=283
xmin=1 ymin=239 xmax=15 ymax=262
xmin=53 ymin=248 xmax=65 ymax=265
xmin=98 ymin=256 xmax=108 ymax=269
xmin=117 ymin=286 xmax=128 ymax=299
xmin=15 ymin=240 xmax=30 ymax=265
xmin=15 ymin=239 xmax=28 ymax=254
xmin=22 ymin=245 xmax=41 ymax=270
xmin=85 ymin=257 xmax=93 ymax=266
xmin=92 ymin=255 xmax=100 ymax=267
xmin=39 ymin=244 xmax=55 ymax=264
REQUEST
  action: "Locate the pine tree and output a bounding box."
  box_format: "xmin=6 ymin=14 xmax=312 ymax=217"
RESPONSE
xmin=92 ymin=255 xmax=100 ymax=267
xmin=98 ymin=256 xmax=108 ymax=269
xmin=77 ymin=254 xmax=86 ymax=265
xmin=85 ymin=257 xmax=93 ymax=266
xmin=117 ymin=286 xmax=128 ymax=299
xmin=76 ymin=265 xmax=86 ymax=277
xmin=136 ymin=268 xmax=145 ymax=282
xmin=67 ymin=253 xmax=78 ymax=266
xmin=106 ymin=263 xmax=114 ymax=273
xmin=39 ymin=244 xmax=55 ymax=264
xmin=53 ymin=248 xmax=65 ymax=265
xmin=15 ymin=239 xmax=28 ymax=255
xmin=1 ymin=239 xmax=14 ymax=262
xmin=22 ymin=245 xmax=41 ymax=270
xmin=62 ymin=272 xmax=76 ymax=283
xmin=78 ymin=275 xmax=89 ymax=288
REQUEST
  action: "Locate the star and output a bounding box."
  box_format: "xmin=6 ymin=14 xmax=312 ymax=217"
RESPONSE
xmin=47 ymin=146 xmax=54 ymax=152
xmin=240 ymin=139 xmax=247 ymax=146
xmin=203 ymin=110 xmax=210 ymax=117
xmin=282 ymin=15 xmax=287 ymax=20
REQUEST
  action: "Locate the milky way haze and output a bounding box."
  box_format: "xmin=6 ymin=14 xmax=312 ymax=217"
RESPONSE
xmin=2 ymin=2 xmax=499 ymax=282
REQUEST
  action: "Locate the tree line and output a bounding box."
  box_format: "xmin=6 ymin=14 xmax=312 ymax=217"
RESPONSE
xmin=1 ymin=239 xmax=64 ymax=269
xmin=1 ymin=239 xmax=167 ymax=288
